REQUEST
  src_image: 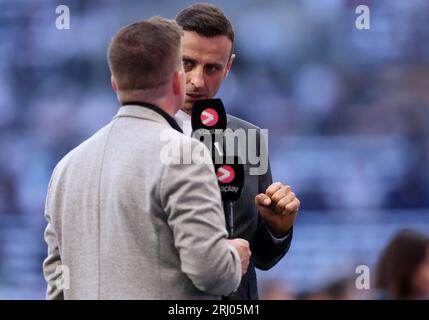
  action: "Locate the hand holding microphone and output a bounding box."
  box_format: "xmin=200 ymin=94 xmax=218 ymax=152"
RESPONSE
xmin=227 ymin=238 xmax=251 ymax=275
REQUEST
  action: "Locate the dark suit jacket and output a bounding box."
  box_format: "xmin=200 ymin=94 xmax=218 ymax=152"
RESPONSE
xmin=225 ymin=115 xmax=293 ymax=300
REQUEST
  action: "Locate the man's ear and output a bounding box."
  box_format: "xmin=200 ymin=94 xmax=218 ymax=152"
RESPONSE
xmin=172 ymin=69 xmax=185 ymax=96
xmin=111 ymin=76 xmax=118 ymax=92
xmin=224 ymin=53 xmax=236 ymax=79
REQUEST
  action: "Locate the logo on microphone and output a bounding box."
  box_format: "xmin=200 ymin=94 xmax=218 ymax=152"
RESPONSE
xmin=216 ymin=165 xmax=235 ymax=184
xmin=200 ymin=108 xmax=219 ymax=127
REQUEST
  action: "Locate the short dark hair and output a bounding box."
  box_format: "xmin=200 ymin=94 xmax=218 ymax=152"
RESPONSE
xmin=107 ymin=17 xmax=183 ymax=91
xmin=375 ymin=229 xmax=429 ymax=299
xmin=175 ymin=3 xmax=234 ymax=47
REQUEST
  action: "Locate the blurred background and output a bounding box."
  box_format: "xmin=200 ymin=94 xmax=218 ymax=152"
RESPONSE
xmin=1 ymin=0 xmax=429 ymax=299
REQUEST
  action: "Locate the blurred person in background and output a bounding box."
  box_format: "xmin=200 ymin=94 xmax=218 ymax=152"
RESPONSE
xmin=297 ymin=276 xmax=360 ymax=300
xmin=174 ymin=3 xmax=300 ymax=300
xmin=259 ymin=279 xmax=295 ymax=300
xmin=374 ymin=229 xmax=429 ymax=300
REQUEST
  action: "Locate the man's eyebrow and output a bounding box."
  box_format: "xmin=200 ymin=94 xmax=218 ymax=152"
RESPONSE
xmin=182 ymin=55 xmax=196 ymax=62
xmin=206 ymin=62 xmax=224 ymax=69
xmin=182 ymin=55 xmax=224 ymax=68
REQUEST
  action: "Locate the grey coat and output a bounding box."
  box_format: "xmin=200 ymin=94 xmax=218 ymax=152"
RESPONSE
xmin=43 ymin=104 xmax=241 ymax=300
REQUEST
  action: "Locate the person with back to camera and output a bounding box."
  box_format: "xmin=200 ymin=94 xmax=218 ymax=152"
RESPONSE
xmin=42 ymin=17 xmax=251 ymax=300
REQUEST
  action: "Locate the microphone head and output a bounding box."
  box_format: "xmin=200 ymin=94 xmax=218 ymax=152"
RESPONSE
xmin=191 ymin=98 xmax=227 ymax=133
xmin=214 ymin=156 xmax=245 ymax=202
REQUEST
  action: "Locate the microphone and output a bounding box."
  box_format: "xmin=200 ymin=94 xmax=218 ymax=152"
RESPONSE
xmin=191 ymin=99 xmax=245 ymax=238
xmin=191 ymin=98 xmax=227 ymax=132
xmin=191 ymin=98 xmax=227 ymax=164
xmin=213 ymin=156 xmax=245 ymax=238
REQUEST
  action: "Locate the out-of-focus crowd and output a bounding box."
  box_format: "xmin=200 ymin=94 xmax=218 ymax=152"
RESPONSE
xmin=1 ymin=0 xmax=429 ymax=299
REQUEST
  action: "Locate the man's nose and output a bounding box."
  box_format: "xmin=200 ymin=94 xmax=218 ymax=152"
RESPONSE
xmin=188 ymin=67 xmax=205 ymax=90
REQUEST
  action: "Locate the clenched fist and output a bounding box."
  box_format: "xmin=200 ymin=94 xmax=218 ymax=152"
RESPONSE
xmin=255 ymin=182 xmax=300 ymax=237
xmin=227 ymin=238 xmax=251 ymax=275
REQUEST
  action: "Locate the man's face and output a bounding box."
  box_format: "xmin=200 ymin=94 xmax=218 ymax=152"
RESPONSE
xmin=181 ymin=30 xmax=234 ymax=114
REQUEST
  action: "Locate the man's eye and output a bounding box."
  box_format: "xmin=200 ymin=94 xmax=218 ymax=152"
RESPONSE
xmin=183 ymin=60 xmax=193 ymax=70
xmin=206 ymin=65 xmax=218 ymax=73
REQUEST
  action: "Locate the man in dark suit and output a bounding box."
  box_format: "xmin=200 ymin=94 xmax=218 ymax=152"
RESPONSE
xmin=174 ymin=3 xmax=301 ymax=299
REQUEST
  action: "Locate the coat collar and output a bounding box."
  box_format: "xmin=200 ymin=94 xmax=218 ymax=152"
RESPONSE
xmin=114 ymin=102 xmax=183 ymax=133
